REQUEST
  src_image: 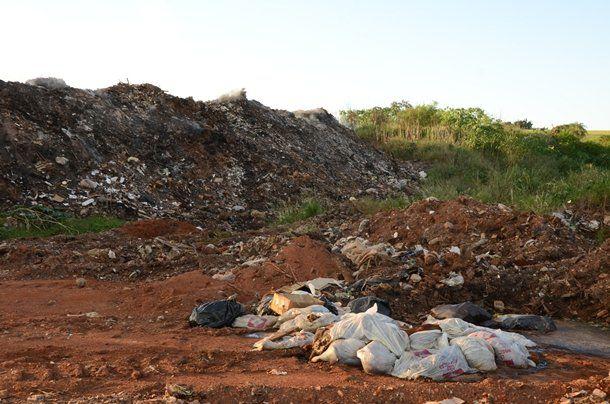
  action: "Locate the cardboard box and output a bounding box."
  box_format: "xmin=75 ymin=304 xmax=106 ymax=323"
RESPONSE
xmin=269 ymin=292 xmax=323 ymax=315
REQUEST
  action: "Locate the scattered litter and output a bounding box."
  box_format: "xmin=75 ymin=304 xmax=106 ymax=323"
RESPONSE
xmin=269 ymin=292 xmax=323 ymax=315
xmin=267 ymin=369 xmax=288 ymax=375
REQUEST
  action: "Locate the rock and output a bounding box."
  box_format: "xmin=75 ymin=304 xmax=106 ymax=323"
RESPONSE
xmin=108 ymin=249 xmax=116 ymax=259
xmin=440 ymin=272 xmax=464 ymax=287
xmin=127 ymin=156 xmax=140 ymax=163
xmin=232 ymin=205 xmax=245 ymax=212
xmin=448 ymin=246 xmax=461 ymax=255
xmin=79 ymin=178 xmax=98 ymax=189
xmin=0 ymin=389 xmax=8 ymax=399
xmin=443 ymin=221 xmax=454 ymax=230
xmin=592 ymin=389 xmax=607 ymax=400
xmin=604 ymin=215 xmax=610 ymax=226
xmin=418 ymin=170 xmax=427 ymax=179
xmin=358 ymin=219 xmax=370 ymax=234
xmin=410 ymin=273 xmax=422 ymax=283
xmin=364 ymin=187 xmax=378 ymax=195
xmin=51 ymin=194 xmax=65 ymax=203
xmin=75 ymin=278 xmax=86 ymax=288
xmin=431 ymin=302 xmax=492 ymax=324
xmin=55 ymin=156 xmax=69 ymax=165
xmin=212 ymin=271 xmax=236 ymax=282
xmin=493 ymin=300 xmax=505 ymax=311
xmin=250 ymin=209 xmax=266 ymax=219
xmin=428 ymin=237 xmax=441 ymax=246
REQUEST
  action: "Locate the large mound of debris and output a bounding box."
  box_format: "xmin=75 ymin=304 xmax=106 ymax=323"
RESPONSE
xmin=0 ymin=79 xmax=416 ymax=228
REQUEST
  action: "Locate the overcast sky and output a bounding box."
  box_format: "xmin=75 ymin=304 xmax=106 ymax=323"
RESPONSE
xmin=2 ymin=0 xmax=609 ymax=128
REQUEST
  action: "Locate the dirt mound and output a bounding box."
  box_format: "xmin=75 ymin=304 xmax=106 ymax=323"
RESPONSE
xmin=118 ymin=219 xmax=198 ymax=239
xmin=352 ymin=196 xmax=608 ymax=325
xmin=0 ymin=80 xmax=416 ymax=228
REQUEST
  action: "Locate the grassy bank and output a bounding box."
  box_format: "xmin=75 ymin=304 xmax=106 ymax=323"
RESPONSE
xmin=342 ymin=103 xmax=610 ymax=213
xmin=0 ymin=206 xmax=124 ymax=240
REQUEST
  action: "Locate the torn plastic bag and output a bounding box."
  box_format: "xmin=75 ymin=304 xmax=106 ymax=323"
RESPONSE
xmin=357 ymin=341 xmax=397 ymax=374
xmin=329 ymin=305 xmax=409 ymax=355
xmin=409 ymin=330 xmax=444 ymax=350
xmin=279 ymin=312 xmax=338 ymax=333
xmin=253 ymin=330 xmax=314 ymax=351
xmin=396 ymin=345 xmax=471 ymax=381
xmin=189 ymin=299 xmax=243 ymax=328
xmin=232 ymin=314 xmax=278 ymax=330
xmin=485 ymin=314 xmax=557 ymax=333
xmin=468 ymin=330 xmax=534 ymax=368
xmin=311 ymin=338 xmax=366 ymax=366
xmin=431 ymin=302 xmax=491 ymax=324
xmin=450 ymin=336 xmax=497 ymax=372
xmin=348 ymin=296 xmax=392 ymax=317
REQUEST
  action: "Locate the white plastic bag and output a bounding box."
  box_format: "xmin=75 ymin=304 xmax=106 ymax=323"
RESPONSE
xmin=434 ymin=318 xmax=477 ymax=338
xmin=391 ymin=349 xmax=435 ymax=378
xmin=279 ymin=312 xmax=338 ymax=332
xmin=311 ymin=338 xmax=366 ymax=366
xmin=329 ymin=305 xmax=409 ymax=355
xmin=409 ymin=330 xmax=443 ymax=350
xmin=277 ymin=305 xmax=329 ymax=324
xmin=450 ymin=336 xmax=497 ymax=372
xmin=397 ymin=345 xmax=471 ymax=380
xmin=357 ymin=341 xmax=397 ymax=374
xmin=232 ymin=314 xmax=278 ymax=330
xmin=468 ymin=331 xmax=534 ymax=368
xmin=253 ymin=331 xmax=314 ymax=351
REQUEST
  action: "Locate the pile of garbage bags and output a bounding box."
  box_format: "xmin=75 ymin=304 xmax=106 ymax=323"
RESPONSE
xmin=306 ymin=306 xmax=536 ymax=380
xmin=187 ymin=279 xmax=541 ymax=382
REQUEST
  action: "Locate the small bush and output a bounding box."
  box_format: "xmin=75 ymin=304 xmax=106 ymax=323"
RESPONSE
xmin=351 ymin=196 xmax=412 ymax=215
xmin=276 ymin=199 xmax=323 ymax=225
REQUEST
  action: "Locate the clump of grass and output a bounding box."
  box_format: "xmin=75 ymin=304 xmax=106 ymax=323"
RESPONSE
xmin=0 ymin=206 xmax=124 ymax=240
xmin=276 ymin=199 xmax=324 ymax=225
xmin=351 ymin=196 xmax=412 ymax=215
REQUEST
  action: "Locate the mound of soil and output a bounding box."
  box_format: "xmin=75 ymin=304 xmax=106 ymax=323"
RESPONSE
xmin=118 ymin=219 xmax=199 ymax=239
xmin=353 ymin=196 xmax=609 ymax=325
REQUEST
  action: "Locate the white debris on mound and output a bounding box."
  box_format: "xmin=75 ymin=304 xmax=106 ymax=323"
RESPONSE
xmin=26 ymin=77 xmax=69 ymax=89
xmin=217 ymin=88 xmax=247 ymax=102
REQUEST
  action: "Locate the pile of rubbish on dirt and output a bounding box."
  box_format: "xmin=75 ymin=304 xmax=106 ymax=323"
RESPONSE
xmin=188 ymin=276 xmax=558 ymax=381
xmin=0 ymin=79 xmax=416 ymax=228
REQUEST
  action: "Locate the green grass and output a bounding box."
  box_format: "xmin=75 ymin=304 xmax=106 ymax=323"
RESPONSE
xmin=0 ymin=207 xmax=124 ymax=240
xmin=275 ymin=199 xmax=324 ymax=225
xmin=371 ymin=138 xmax=609 ymax=214
xmin=586 ymin=130 xmax=610 ymax=146
xmin=351 ymin=196 xmax=412 ymax=215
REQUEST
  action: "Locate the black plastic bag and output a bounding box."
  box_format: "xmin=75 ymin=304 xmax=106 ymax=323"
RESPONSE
xmin=348 ymin=296 xmax=392 ymax=317
xmin=484 ymin=314 xmax=557 ymax=333
xmin=431 ymin=302 xmax=491 ymax=324
xmin=189 ymin=299 xmax=244 ymax=328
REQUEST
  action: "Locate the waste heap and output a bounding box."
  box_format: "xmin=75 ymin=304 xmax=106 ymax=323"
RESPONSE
xmin=0 ymin=79 xmax=416 ymax=228
xmin=189 ymin=276 xmax=549 ymax=382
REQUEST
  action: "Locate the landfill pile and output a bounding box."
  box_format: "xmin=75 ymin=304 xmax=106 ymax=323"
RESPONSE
xmin=0 ymin=80 xmax=609 ymax=402
xmin=0 ymin=79 xmax=416 ymax=228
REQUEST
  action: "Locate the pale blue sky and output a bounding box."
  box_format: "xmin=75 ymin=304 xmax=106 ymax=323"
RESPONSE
xmin=2 ymin=0 xmax=609 ymax=128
